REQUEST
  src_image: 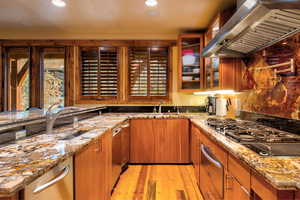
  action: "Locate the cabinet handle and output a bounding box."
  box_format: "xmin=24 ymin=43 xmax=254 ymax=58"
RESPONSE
xmin=201 ymin=144 xmax=222 ymax=169
xmin=225 ymin=175 xmax=234 ymax=190
xmin=33 ymin=165 xmax=70 ymax=194
xmin=112 ymin=128 xmax=121 ymax=136
xmin=241 ymin=185 xmax=250 ymax=196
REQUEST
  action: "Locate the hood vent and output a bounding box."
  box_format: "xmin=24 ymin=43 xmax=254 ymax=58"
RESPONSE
xmin=202 ymin=0 xmax=300 ymax=57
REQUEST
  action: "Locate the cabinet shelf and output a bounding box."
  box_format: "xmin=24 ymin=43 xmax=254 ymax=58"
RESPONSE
xmin=178 ymin=34 xmax=204 ymax=91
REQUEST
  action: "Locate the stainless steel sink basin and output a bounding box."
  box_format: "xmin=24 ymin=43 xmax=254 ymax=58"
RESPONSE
xmin=60 ymin=130 xmax=89 ymax=140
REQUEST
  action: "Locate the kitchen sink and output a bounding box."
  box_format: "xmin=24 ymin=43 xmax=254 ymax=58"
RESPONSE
xmin=60 ymin=129 xmax=90 ymax=140
xmin=242 ymin=143 xmax=300 ymax=156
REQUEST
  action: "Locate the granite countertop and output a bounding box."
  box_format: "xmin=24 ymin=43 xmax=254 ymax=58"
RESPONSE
xmin=191 ymin=119 xmax=300 ymax=191
xmin=0 ymin=106 xmax=106 ymax=128
xmin=0 ymin=112 xmax=299 ymax=196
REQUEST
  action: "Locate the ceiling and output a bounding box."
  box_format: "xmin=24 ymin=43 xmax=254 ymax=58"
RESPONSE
xmin=0 ymin=0 xmax=235 ymax=40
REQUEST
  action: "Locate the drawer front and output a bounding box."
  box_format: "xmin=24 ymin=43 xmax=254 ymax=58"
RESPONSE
xmin=199 ymin=127 xmax=227 ymax=170
xmin=228 ymin=154 xmax=250 ymax=192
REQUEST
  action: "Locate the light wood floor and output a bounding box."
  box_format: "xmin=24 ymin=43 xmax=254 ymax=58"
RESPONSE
xmin=111 ymin=165 xmax=204 ymax=200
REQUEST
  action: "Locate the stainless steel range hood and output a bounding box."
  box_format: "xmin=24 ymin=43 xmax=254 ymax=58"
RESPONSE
xmin=202 ymin=0 xmax=300 ymax=57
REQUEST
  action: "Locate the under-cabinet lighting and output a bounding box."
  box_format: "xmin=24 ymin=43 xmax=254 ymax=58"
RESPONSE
xmin=52 ymin=0 xmax=66 ymax=7
xmin=145 ymin=0 xmax=158 ymax=7
xmin=244 ymin=0 xmax=257 ymax=9
xmin=193 ymin=90 xmax=239 ymax=95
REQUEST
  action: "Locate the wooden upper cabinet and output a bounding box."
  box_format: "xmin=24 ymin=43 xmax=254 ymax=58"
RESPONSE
xmin=178 ymin=34 xmax=204 ymax=92
xmin=204 ymin=8 xmax=241 ymax=91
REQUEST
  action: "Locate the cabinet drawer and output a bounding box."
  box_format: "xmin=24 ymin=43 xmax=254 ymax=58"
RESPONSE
xmin=251 ymin=173 xmax=294 ymax=200
xmin=199 ymin=127 xmax=227 ymax=169
xmin=228 ymin=154 xmax=250 ymax=192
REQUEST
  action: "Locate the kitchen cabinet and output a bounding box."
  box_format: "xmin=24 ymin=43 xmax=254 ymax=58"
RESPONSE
xmin=0 ymin=195 xmax=19 ymax=200
xmin=251 ymin=173 xmax=294 ymax=200
xmin=130 ymin=119 xmax=189 ymax=163
xmin=75 ymin=131 xmax=112 ymax=200
xmin=224 ymin=172 xmax=250 ymax=200
xmin=130 ymin=119 xmax=156 ymax=163
xmin=178 ymin=34 xmax=204 ymax=92
xmin=191 ymin=124 xmax=201 ymax=185
xmin=204 ymin=9 xmax=241 ymax=91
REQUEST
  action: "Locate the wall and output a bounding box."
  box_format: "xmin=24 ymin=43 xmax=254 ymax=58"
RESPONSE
xmin=237 ymin=33 xmax=300 ymax=120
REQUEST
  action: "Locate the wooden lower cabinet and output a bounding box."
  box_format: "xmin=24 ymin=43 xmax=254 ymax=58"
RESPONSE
xmin=75 ymin=131 xmax=112 ymax=200
xmin=224 ymin=172 xmax=250 ymax=200
xmin=0 ymin=195 xmax=19 ymax=200
xmin=130 ymin=119 xmax=189 ymax=163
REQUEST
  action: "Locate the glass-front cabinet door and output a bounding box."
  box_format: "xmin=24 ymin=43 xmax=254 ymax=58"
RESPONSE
xmin=178 ymin=34 xmax=203 ymax=91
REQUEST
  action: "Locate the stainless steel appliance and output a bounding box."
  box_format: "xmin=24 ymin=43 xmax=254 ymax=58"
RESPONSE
xmin=200 ymin=144 xmax=224 ymax=199
xmin=202 ymin=0 xmax=300 ymax=57
xmin=24 ymin=158 xmax=73 ymax=200
xmin=206 ymin=118 xmax=300 ymax=156
xmin=112 ymin=126 xmax=122 ymax=188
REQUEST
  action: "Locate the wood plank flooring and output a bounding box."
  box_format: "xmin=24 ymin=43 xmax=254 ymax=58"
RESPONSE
xmin=111 ymin=165 xmax=204 ymax=200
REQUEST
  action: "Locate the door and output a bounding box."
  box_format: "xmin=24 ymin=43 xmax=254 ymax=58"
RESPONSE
xmin=155 ymin=119 xmax=189 ymax=163
xmin=75 ymin=131 xmax=111 ymax=200
xmin=130 ymin=119 xmax=156 ymax=163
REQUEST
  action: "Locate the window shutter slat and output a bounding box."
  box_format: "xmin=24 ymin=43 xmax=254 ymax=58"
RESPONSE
xmin=129 ymin=47 xmax=168 ymax=98
xmin=80 ymin=47 xmax=119 ymax=98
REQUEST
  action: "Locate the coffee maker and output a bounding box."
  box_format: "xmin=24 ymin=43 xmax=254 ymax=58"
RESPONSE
xmin=206 ymin=96 xmax=216 ymax=115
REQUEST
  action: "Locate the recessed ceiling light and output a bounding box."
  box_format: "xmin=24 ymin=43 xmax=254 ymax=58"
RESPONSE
xmin=52 ymin=0 xmax=66 ymax=7
xmin=145 ymin=0 xmax=158 ymax=7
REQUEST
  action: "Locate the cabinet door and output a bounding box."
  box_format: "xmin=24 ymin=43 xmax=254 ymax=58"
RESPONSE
xmin=155 ymin=119 xmax=189 ymax=163
xmin=224 ymin=173 xmax=250 ymax=200
xmin=75 ymin=132 xmax=111 ymax=200
xmin=75 ymin=140 xmax=102 ymax=200
xmin=130 ymin=119 xmax=156 ymax=163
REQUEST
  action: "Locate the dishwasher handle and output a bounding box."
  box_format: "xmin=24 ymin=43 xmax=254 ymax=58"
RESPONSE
xmin=33 ymin=165 xmax=70 ymax=194
xmin=201 ymin=144 xmax=223 ymax=169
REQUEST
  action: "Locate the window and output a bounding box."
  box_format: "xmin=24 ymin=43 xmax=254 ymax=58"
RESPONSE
xmin=80 ymin=47 xmax=119 ymax=99
xmin=128 ymin=47 xmax=169 ymax=99
xmin=4 ymin=47 xmax=30 ymax=111
xmin=41 ymin=48 xmax=65 ymax=109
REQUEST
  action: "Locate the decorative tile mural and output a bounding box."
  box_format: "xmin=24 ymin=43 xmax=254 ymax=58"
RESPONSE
xmin=239 ymin=33 xmax=300 ymax=120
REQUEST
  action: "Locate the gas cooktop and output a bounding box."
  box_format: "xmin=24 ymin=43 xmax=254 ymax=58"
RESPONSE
xmin=206 ymin=118 xmax=300 ymax=156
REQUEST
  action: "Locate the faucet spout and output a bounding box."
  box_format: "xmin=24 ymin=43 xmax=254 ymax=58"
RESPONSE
xmin=46 ymin=102 xmax=79 ymax=134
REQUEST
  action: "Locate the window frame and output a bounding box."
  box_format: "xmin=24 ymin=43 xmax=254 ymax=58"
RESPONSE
xmin=126 ymin=46 xmax=172 ymax=103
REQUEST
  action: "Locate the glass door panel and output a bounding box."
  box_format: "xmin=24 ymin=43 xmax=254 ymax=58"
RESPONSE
xmin=181 ymin=37 xmax=201 ymax=90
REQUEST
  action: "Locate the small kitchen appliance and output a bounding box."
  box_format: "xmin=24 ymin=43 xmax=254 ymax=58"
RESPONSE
xmin=206 ymin=96 xmax=216 ymax=115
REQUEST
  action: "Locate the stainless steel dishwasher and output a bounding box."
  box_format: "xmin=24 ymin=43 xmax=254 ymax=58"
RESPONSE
xmin=112 ymin=126 xmax=122 ymax=188
xmin=24 ymin=157 xmax=73 ymax=200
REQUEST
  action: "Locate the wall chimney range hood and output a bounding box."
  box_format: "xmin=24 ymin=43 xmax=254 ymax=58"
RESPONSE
xmin=202 ymin=0 xmax=300 ymax=57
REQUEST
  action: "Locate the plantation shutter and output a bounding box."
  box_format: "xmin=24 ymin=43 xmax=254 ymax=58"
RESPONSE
xmin=128 ymin=47 xmax=169 ymax=98
xmin=80 ymin=47 xmax=119 ymax=98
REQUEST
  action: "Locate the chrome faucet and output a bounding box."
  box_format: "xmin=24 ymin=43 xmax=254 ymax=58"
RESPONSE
xmin=46 ymin=102 xmax=79 ymax=134
xmin=158 ymin=101 xmax=163 ymax=114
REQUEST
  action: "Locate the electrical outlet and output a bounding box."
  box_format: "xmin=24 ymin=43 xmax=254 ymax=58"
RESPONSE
xmin=15 ymin=130 xmax=27 ymax=140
